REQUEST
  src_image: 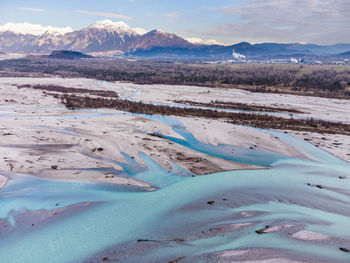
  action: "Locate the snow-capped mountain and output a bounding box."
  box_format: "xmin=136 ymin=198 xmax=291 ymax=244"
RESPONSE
xmin=0 ymin=22 xmax=73 ymax=36
xmin=186 ymin=38 xmax=224 ymax=46
xmin=59 ymin=20 xmax=143 ymax=53
xmin=88 ymin=20 xmax=140 ymax=36
xmin=0 ymin=20 xmax=192 ymax=54
xmin=2 ymin=20 xmax=349 ymax=57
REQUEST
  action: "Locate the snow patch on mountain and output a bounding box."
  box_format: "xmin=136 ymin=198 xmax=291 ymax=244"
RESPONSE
xmin=186 ymin=37 xmax=224 ymax=45
xmin=133 ymin=27 xmax=148 ymax=35
xmin=89 ymin=20 xmax=148 ymax=35
xmin=0 ymin=22 xmax=73 ymax=36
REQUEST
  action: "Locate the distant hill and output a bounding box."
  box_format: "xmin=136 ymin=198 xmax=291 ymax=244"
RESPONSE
xmin=128 ymin=42 xmax=350 ymax=59
xmin=47 ymin=50 xmax=93 ymax=59
xmin=338 ymin=51 xmax=350 ymax=58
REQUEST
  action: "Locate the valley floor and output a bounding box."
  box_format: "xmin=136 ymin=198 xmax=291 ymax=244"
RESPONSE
xmin=0 ymin=77 xmax=349 ymax=263
xmin=0 ymin=77 xmax=348 ymax=186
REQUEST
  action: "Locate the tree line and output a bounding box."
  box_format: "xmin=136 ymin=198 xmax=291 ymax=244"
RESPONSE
xmin=1 ymin=57 xmax=349 ymax=98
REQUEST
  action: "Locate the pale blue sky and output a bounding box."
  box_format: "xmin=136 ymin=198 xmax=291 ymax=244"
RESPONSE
xmin=0 ymin=0 xmax=349 ymax=44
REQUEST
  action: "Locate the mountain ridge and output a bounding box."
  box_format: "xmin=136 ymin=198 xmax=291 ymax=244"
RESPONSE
xmin=0 ymin=22 xmax=73 ymax=36
xmin=1 ymin=21 xmax=350 ymax=58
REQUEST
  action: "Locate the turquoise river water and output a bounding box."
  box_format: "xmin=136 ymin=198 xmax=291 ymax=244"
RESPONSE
xmin=0 ymin=111 xmax=349 ymax=262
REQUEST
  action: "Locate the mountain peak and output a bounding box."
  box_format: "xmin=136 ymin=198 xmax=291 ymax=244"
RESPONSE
xmin=91 ymin=20 xmax=130 ymax=29
xmin=89 ymin=20 xmax=143 ymax=36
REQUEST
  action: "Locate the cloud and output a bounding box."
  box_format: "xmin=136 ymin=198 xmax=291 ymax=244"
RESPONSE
xmin=163 ymin=12 xmax=180 ymax=21
xmin=20 ymin=7 xmax=46 ymax=12
xmin=76 ymin=10 xmax=132 ymax=20
xmin=208 ymin=0 xmax=350 ymax=44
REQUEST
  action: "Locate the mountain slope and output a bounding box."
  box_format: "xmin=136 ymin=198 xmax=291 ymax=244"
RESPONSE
xmin=133 ymin=30 xmax=191 ymax=51
xmin=59 ymin=20 xmax=142 ymax=53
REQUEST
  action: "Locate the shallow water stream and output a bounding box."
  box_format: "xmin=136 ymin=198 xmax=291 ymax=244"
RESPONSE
xmin=0 ymin=104 xmax=349 ymax=262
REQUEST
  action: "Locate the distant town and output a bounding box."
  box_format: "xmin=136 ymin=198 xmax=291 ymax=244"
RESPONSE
xmin=207 ymin=49 xmax=350 ymax=65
